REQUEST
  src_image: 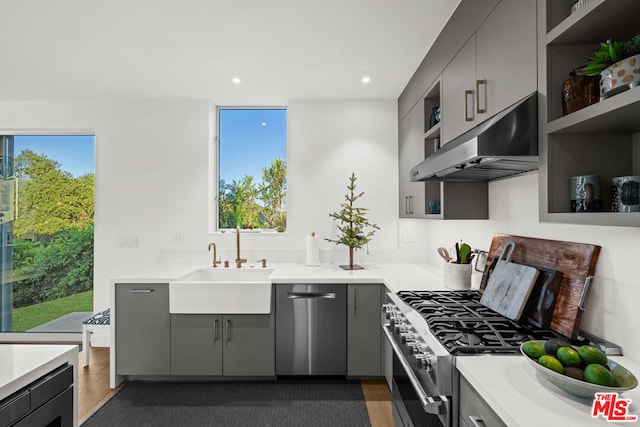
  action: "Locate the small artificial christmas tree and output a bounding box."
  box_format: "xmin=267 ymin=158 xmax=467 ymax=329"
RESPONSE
xmin=326 ymin=173 xmax=380 ymax=270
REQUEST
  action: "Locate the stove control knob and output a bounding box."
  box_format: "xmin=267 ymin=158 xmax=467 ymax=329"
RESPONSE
xmin=400 ymin=331 xmax=413 ymax=344
xmin=415 ymin=354 xmax=435 ymax=371
xmin=382 ymin=304 xmax=395 ymax=319
xmin=409 ymin=342 xmax=426 ymax=355
xmin=408 ymin=343 xmax=424 ymax=355
xmin=394 ymin=322 xmax=408 ymax=335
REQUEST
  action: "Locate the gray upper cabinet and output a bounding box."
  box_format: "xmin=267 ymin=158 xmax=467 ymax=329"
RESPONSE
xmin=347 ymin=284 xmax=383 ymax=377
xmin=115 ymin=283 xmax=170 ymax=376
xmin=442 ymin=0 xmax=537 ymax=144
xmin=398 ymin=99 xmax=426 ymax=218
xmin=475 ymin=0 xmax=537 ymax=121
xmin=442 ymin=34 xmax=477 ymax=145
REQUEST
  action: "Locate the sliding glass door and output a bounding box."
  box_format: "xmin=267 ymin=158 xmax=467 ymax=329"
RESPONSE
xmin=0 ymin=134 xmax=94 ymax=340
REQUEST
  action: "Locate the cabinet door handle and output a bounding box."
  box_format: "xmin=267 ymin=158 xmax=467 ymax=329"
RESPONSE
xmin=476 ymin=79 xmax=487 ymax=113
xmin=409 ymin=196 xmax=414 ymax=214
xmin=226 ymin=319 xmax=231 ymax=342
xmin=469 ymin=415 xmax=486 ymax=427
xmin=353 ymin=289 xmax=357 ymax=315
xmin=213 ymin=319 xmax=219 ymax=341
xmin=287 ymin=292 xmax=336 ymax=299
xmin=404 ymin=196 xmax=409 ymax=214
xmin=464 ymin=90 xmax=474 ymax=121
xmin=130 ymin=289 xmax=154 ymax=293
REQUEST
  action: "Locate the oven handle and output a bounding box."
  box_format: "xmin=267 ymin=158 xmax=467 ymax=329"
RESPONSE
xmin=383 ymin=327 xmax=449 ymax=413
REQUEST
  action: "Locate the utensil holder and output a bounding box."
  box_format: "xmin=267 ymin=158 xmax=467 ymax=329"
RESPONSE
xmin=443 ymin=262 xmax=472 ymax=290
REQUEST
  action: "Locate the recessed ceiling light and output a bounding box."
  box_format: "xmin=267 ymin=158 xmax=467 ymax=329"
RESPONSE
xmin=232 ymin=77 xmax=241 ymax=85
xmin=362 ymin=76 xmax=371 ymax=84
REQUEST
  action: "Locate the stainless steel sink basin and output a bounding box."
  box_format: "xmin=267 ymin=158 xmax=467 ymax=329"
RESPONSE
xmin=169 ymin=267 xmax=273 ymax=314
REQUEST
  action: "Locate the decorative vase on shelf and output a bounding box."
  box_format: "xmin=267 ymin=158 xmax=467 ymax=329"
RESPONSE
xmin=561 ymin=71 xmax=599 ymax=115
xmin=429 ymin=106 xmax=440 ymax=129
xmin=599 ymin=54 xmax=640 ymax=99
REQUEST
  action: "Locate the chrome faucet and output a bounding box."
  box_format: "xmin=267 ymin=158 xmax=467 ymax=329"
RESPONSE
xmin=208 ymin=242 xmax=221 ymax=268
xmin=235 ymin=227 xmax=247 ymax=268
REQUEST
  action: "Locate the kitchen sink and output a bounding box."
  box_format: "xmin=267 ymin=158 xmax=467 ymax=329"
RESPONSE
xmin=178 ymin=266 xmax=274 ymax=282
xmin=169 ymin=267 xmax=274 ymax=314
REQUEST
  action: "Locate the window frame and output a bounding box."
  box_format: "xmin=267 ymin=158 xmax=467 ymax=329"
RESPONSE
xmin=214 ymin=106 xmax=287 ymax=233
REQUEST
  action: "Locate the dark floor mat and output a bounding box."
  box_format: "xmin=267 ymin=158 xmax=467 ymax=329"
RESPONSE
xmin=82 ymin=380 xmax=371 ymax=427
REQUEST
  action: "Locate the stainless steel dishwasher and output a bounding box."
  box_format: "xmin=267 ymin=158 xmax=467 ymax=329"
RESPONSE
xmin=275 ymin=283 xmax=346 ymax=375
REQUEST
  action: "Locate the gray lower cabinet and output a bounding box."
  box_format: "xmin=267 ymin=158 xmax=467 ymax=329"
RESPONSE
xmin=223 ymin=314 xmax=275 ymax=376
xmin=115 ymin=283 xmax=171 ymax=376
xmin=170 ymin=314 xmax=222 ymax=375
xmin=347 ymin=284 xmax=383 ymax=377
xmin=459 ymin=375 xmax=506 ymax=427
xmin=170 ymin=313 xmax=275 ymax=377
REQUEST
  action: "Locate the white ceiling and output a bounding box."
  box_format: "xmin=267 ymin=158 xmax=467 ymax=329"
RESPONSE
xmin=0 ymin=0 xmax=460 ymax=105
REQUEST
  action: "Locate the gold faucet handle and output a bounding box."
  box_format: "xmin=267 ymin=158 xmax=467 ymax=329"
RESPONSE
xmin=256 ymin=259 xmax=267 ymax=268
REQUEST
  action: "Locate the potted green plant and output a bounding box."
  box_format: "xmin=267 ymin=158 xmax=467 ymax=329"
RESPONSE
xmin=325 ymin=173 xmax=379 ymax=270
xmin=579 ymin=36 xmax=640 ymax=99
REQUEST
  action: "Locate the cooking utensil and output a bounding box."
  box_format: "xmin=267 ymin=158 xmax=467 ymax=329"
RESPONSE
xmin=437 ymin=247 xmax=451 ymax=262
xmin=480 ymin=241 xmax=540 ymax=321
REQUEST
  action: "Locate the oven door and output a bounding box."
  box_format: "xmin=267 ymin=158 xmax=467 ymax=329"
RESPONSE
xmin=384 ymin=328 xmax=450 ymax=427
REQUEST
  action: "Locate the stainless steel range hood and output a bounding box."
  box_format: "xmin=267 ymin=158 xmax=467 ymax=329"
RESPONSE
xmin=410 ymin=92 xmax=538 ymax=182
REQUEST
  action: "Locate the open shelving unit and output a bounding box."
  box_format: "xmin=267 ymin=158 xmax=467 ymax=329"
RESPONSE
xmin=422 ymin=79 xmax=443 ymax=219
xmin=539 ymin=0 xmax=640 ymax=227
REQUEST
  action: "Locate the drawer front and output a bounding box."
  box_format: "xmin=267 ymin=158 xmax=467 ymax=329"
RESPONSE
xmin=459 ymin=376 xmax=506 ymax=427
xmin=29 ymin=364 xmax=73 ymax=410
xmin=0 ymin=389 xmax=30 ymax=427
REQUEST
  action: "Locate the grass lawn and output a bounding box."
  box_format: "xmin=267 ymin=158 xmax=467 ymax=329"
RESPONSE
xmin=12 ymin=290 xmax=93 ymax=331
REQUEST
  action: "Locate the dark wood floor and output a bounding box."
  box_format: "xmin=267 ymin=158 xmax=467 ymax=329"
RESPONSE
xmin=78 ymin=347 xmax=393 ymax=426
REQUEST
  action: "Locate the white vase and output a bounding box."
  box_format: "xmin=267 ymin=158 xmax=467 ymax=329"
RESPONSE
xmin=599 ymin=54 xmax=640 ymax=99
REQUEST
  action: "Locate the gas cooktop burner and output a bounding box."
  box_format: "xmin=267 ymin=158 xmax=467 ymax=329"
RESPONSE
xmin=396 ymin=290 xmax=563 ymax=355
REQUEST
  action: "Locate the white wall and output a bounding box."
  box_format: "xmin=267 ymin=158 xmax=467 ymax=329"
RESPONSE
xmin=0 ymin=98 xmax=400 ymax=315
xmin=411 ymin=171 xmax=640 ymax=358
xmin=0 ymin=100 xmax=211 ymax=312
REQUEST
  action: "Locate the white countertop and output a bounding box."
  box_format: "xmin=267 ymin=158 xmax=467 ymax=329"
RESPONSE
xmin=457 ymin=354 xmax=640 ymax=426
xmin=0 ymin=344 xmax=78 ymax=400
xmin=111 ymin=262 xmax=447 ymax=293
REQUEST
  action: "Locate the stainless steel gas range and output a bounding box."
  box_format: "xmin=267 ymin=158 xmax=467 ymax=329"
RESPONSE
xmin=382 ymin=289 xmax=619 ymax=427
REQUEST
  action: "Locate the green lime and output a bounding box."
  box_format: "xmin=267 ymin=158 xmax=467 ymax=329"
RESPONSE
xmin=522 ymin=341 xmax=546 ymax=360
xmin=538 ymin=355 xmax=564 ymax=374
xmin=584 ymin=363 xmax=614 ymax=386
xmin=578 ymin=345 xmax=608 ymax=366
xmin=557 ymin=346 xmax=582 ymax=367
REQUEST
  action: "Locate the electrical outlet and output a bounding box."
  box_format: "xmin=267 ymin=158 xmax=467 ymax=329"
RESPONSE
xmin=403 ymin=234 xmax=416 ymax=243
xmin=171 ymin=234 xmax=184 ymax=244
xmin=117 ymin=235 xmax=138 ymax=248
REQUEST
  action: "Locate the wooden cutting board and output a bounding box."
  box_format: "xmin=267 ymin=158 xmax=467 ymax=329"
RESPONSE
xmin=480 ymin=241 xmax=540 ymax=320
xmin=479 ymin=234 xmax=601 ymax=338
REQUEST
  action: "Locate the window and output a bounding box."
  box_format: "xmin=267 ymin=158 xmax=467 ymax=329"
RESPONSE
xmin=1 ymin=134 xmax=94 ymax=336
xmin=217 ymin=108 xmax=287 ymax=231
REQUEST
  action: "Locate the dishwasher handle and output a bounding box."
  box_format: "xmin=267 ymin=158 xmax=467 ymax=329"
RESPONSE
xmin=287 ymin=292 xmax=336 ymax=299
